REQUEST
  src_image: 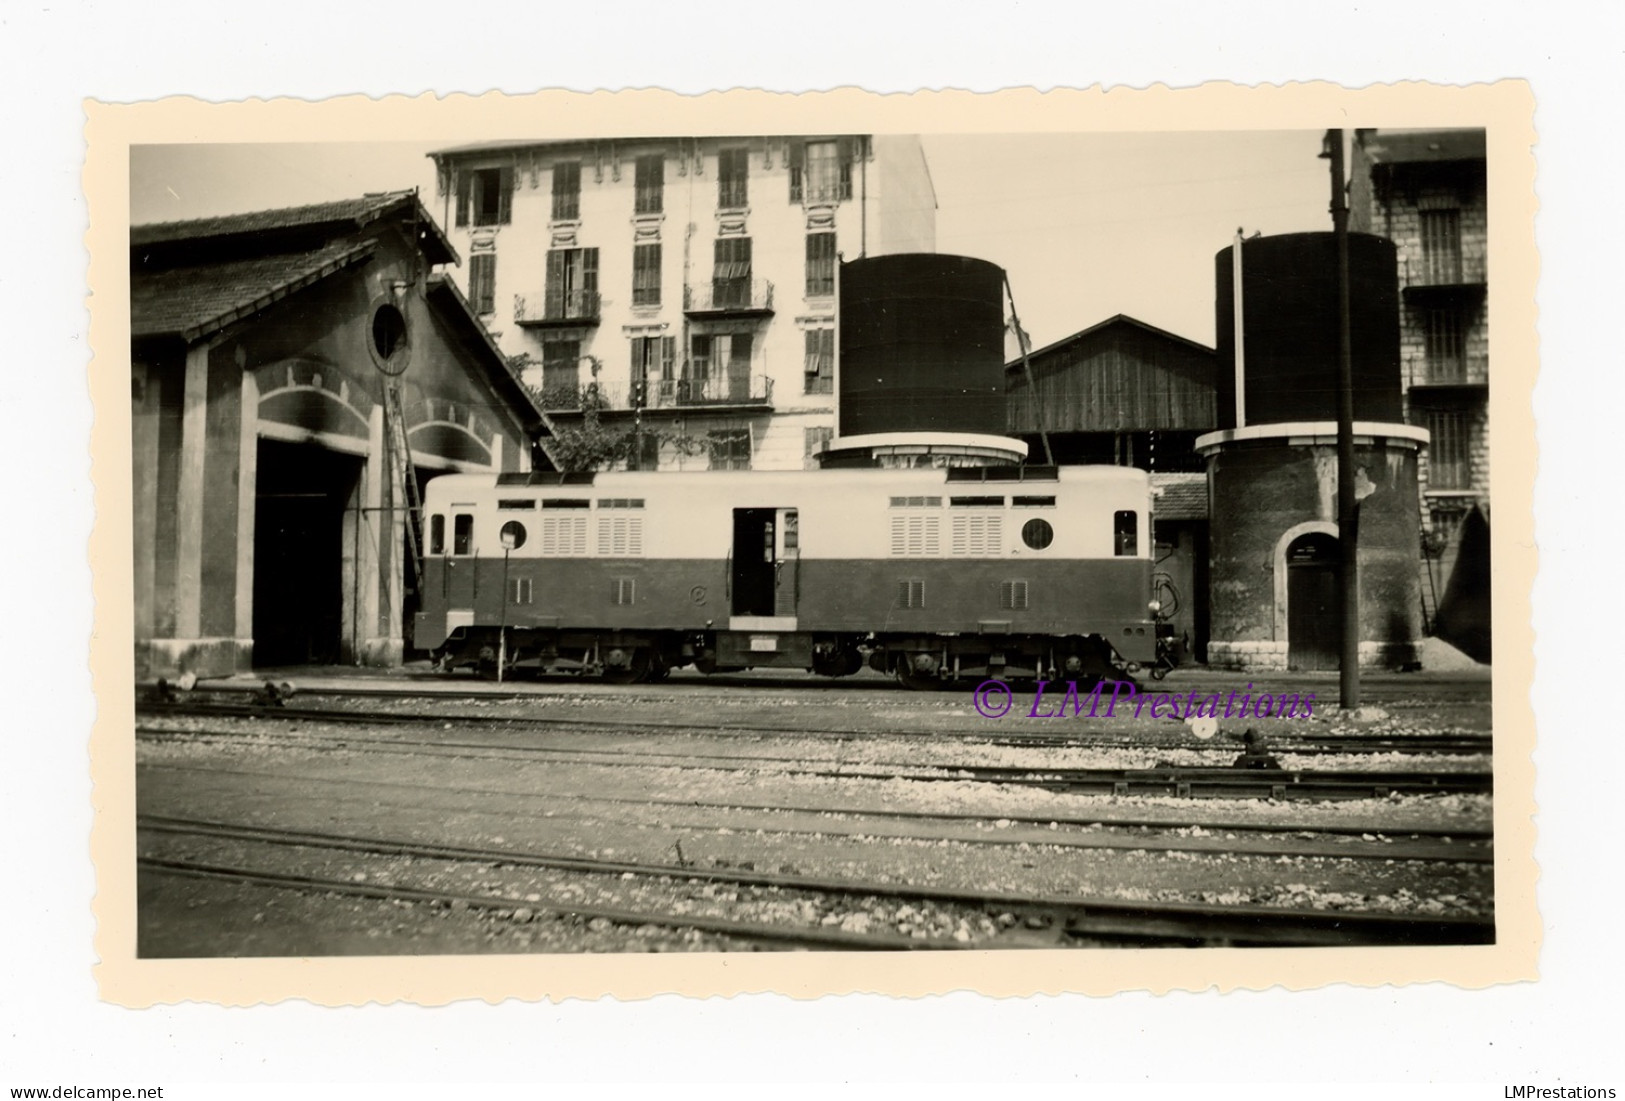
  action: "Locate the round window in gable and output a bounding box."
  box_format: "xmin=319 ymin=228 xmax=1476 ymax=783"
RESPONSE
xmin=1021 ymin=517 xmax=1054 ymax=551
xmin=369 ymin=302 xmax=410 ymax=374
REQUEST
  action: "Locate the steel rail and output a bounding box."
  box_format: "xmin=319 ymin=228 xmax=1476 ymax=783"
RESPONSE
xmin=139 ymin=759 xmax=1495 ymax=843
xmin=136 ymin=721 xmax=1491 ymax=800
xmin=136 ymin=699 xmax=1493 ymax=756
xmin=139 ymin=817 xmax=1493 ymax=947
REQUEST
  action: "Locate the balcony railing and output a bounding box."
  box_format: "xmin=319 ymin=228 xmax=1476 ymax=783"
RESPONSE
xmin=684 ymin=278 xmax=775 ymax=317
xmin=534 ymin=373 xmax=775 ymax=414
xmin=648 ymin=373 xmax=774 ymax=409
xmin=513 ymin=289 xmax=602 ymax=327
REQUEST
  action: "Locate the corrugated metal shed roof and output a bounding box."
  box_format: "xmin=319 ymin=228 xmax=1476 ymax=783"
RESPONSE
xmin=1151 ymin=472 xmax=1208 ymax=521
xmin=130 ymin=240 xmax=375 ymax=342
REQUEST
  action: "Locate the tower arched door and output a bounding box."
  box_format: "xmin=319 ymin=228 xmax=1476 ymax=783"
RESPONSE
xmin=1286 ymin=532 xmax=1341 ymax=671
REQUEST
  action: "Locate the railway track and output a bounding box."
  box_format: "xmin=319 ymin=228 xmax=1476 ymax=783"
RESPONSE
xmin=136 ymin=698 xmax=1495 ymax=757
xmin=139 ymin=760 xmax=1492 ymax=863
xmin=138 ymin=814 xmax=1495 ymax=949
xmin=137 ymin=720 xmax=1492 ymax=800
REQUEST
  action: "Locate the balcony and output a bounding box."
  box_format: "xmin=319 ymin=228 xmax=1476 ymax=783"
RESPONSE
xmin=513 ymin=289 xmax=601 ymax=328
xmin=537 ymin=373 xmax=775 ymax=415
xmin=684 ymin=278 xmax=775 ymax=319
xmin=648 ymin=373 xmax=773 ymax=410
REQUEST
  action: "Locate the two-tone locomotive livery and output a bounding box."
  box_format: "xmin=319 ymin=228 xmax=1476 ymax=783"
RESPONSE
xmin=413 ymin=465 xmax=1158 ymax=687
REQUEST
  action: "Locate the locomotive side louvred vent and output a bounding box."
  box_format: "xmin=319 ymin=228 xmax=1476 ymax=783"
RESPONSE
xmin=540 ymin=515 xmax=588 ymax=555
xmin=1000 ymin=579 xmax=1029 ymax=610
xmin=596 ymin=515 xmax=644 ymax=556
xmin=897 ymin=579 xmax=926 ymax=609
xmin=889 ymin=514 xmax=940 ymax=556
xmin=951 ymin=514 xmax=1003 ymax=556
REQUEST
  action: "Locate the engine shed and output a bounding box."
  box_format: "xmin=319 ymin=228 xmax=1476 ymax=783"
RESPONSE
xmin=130 ymin=192 xmax=544 ymax=679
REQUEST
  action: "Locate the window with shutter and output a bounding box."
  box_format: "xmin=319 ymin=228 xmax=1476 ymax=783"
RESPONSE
xmin=1425 ymin=409 xmax=1472 ymax=489
xmin=803 ymin=328 xmax=834 ymax=394
xmin=635 ymin=153 xmax=665 ymax=215
xmin=468 ymin=254 xmax=496 ymax=316
xmin=545 ymin=248 xmax=599 ymax=320
xmin=552 ymin=160 xmax=581 ymax=220
xmin=1420 ymin=209 xmax=1463 ymax=284
xmin=805 ymin=141 xmax=840 ymax=203
xmin=468 ymin=167 xmax=511 ymax=227
xmin=712 ymin=237 xmax=752 ymax=307
xmin=803 ymin=426 xmax=833 ymax=469
xmin=788 ymin=140 xmax=804 ymax=203
xmin=806 ymin=232 xmax=836 ymax=297
xmin=632 ymin=243 xmax=662 ymax=306
xmin=1423 ymin=307 xmax=1467 ymax=383
xmin=718 ymin=147 xmax=749 ymax=209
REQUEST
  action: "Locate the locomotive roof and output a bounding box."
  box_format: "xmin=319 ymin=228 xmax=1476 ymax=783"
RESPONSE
xmin=427 ymin=464 xmax=1151 ymax=496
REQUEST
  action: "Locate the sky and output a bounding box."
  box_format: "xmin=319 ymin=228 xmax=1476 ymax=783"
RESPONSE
xmin=130 ymin=131 xmax=1335 ymax=350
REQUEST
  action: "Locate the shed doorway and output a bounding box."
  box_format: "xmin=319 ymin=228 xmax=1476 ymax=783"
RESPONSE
xmin=1286 ymin=532 xmax=1341 ymax=671
xmin=252 ymin=439 xmax=363 ymax=667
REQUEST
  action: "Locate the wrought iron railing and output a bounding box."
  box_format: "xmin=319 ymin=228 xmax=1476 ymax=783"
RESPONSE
xmin=684 ymin=278 xmax=774 ymax=314
xmin=513 ymin=288 xmax=602 ymax=324
xmin=535 ymin=374 xmax=774 ymax=412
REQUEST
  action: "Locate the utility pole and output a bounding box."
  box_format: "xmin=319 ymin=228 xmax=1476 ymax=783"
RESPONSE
xmin=1004 ymin=275 xmax=1054 ymax=466
xmin=1326 ymin=128 xmax=1361 ymax=709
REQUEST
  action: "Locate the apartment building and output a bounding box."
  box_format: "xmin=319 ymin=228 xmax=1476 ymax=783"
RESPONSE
xmin=1349 ymin=128 xmax=1488 ymax=625
xmin=428 ymin=136 xmax=937 ymax=471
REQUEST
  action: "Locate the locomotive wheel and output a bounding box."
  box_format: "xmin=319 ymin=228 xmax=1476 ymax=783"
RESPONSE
xmin=895 ymin=664 xmax=942 ymax=692
xmin=601 ymin=648 xmax=652 ymax=685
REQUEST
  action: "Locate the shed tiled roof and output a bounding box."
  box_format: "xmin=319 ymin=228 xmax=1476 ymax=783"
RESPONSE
xmin=131 ymin=190 xmax=455 ymax=266
xmin=1362 ymin=129 xmax=1485 ymax=167
xmin=1151 ymin=472 xmax=1208 ymax=521
xmin=131 ymin=240 xmax=375 ymax=341
xmin=134 ymin=192 xmax=415 ymax=247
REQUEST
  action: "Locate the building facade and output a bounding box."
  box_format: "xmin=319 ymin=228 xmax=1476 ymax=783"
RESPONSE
xmin=428 ymin=136 xmax=937 ymax=473
xmin=131 ymin=193 xmax=542 ymax=677
xmin=1349 ymin=129 xmax=1489 ymax=635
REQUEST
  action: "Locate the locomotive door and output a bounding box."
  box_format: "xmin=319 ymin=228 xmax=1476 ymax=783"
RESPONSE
xmin=730 ymin=507 xmax=797 ymax=622
xmin=1286 ymin=533 xmax=1340 ymax=671
xmin=442 ymin=509 xmax=478 ymax=631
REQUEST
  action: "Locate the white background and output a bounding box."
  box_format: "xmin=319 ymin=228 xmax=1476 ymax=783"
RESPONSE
xmin=3 ymin=0 xmax=1618 ymax=1090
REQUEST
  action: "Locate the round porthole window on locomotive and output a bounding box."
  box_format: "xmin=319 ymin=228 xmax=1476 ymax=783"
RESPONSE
xmin=499 ymin=520 xmax=527 ymax=550
xmin=1021 ymin=517 xmax=1054 ymax=550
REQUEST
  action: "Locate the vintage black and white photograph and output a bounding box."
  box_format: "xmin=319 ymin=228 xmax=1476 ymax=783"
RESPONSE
xmin=104 ymin=89 xmax=1530 ymax=991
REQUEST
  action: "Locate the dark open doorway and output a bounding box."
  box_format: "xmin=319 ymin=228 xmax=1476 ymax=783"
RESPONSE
xmin=731 ymin=508 xmax=778 ymax=617
xmin=253 ymin=439 xmax=363 ymax=667
xmin=1286 ymin=532 xmax=1341 ymax=671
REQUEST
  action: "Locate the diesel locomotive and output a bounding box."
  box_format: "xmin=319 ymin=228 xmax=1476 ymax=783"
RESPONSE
xmin=412 ymin=464 xmax=1158 ymax=688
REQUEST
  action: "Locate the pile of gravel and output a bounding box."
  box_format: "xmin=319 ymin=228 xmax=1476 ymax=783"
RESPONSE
xmin=1421 ymin=636 xmax=1489 ymax=672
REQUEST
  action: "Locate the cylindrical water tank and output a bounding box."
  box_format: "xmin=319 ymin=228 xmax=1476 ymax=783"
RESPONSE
xmin=1214 ymin=232 xmax=1402 ymax=428
xmin=838 ymin=254 xmax=1006 ymax=437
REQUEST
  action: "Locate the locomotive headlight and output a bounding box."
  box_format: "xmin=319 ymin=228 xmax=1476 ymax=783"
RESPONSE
xmin=1148 ymin=600 xmax=1162 ymax=614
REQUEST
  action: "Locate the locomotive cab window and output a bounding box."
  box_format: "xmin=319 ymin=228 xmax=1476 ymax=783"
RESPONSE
xmin=429 ymin=514 xmax=445 ymax=555
xmin=1113 ymin=510 xmax=1138 ymax=557
xmin=453 ymin=514 xmax=473 ymax=556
